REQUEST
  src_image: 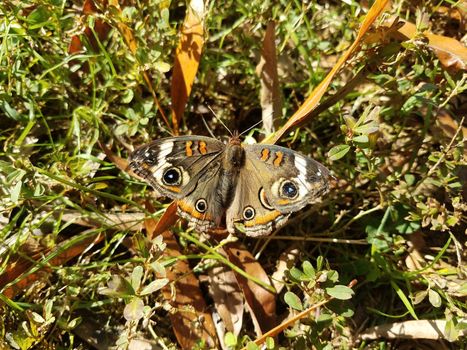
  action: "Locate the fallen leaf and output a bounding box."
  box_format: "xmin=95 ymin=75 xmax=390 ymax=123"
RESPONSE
xmin=270 ymin=247 xmax=300 ymax=293
xmin=394 ymin=20 xmax=467 ymax=71
xmin=144 ymin=200 xmax=217 ymax=348
xmin=267 ymin=0 xmax=390 ymax=144
xmin=0 ymin=230 xmax=104 ymax=299
xmin=159 ymin=229 xmax=218 ymax=349
xmin=208 ymin=263 xmax=244 ymax=335
xmin=256 ymin=21 xmax=281 ymax=134
xmin=68 ymin=0 xmax=111 ymax=54
xmin=359 ymin=319 xmax=467 ymax=341
xmin=144 ymin=201 xmax=179 ymax=240
xmin=170 ymin=0 xmax=206 ymax=134
xmin=223 ymin=243 xmax=276 ymax=335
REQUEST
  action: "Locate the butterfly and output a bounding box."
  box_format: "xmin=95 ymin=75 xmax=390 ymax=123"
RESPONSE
xmin=128 ymin=134 xmax=330 ymax=237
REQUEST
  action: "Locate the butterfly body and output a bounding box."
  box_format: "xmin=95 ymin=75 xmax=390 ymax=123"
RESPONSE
xmin=129 ymin=135 xmax=330 ymax=237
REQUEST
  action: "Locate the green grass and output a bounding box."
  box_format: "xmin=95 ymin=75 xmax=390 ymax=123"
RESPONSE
xmin=1 ymin=0 xmax=466 ymax=349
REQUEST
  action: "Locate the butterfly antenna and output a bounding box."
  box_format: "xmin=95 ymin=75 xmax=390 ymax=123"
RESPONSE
xmin=238 ymin=115 xmax=267 ymax=137
xmin=201 ymin=115 xmax=217 ymax=139
xmin=206 ymin=105 xmax=233 ymax=137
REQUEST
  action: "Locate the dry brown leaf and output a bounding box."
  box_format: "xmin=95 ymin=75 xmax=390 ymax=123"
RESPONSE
xmin=68 ymin=0 xmax=111 ymax=54
xmin=270 ymin=247 xmax=300 ymax=293
xmin=223 ymin=242 xmax=276 ymax=334
xmin=395 ymin=20 xmax=467 ymax=71
xmin=159 ymin=229 xmax=218 ymax=349
xmin=208 ymin=263 xmax=244 ymax=335
xmin=405 ymin=231 xmax=427 ymax=271
xmin=117 ymin=22 xmax=138 ymax=55
xmin=256 ymin=21 xmax=281 ymax=134
xmin=144 ymin=201 xmax=217 ymax=348
xmin=170 ymin=0 xmax=206 ymax=134
xmin=267 ymin=0 xmax=390 ymax=144
xmin=144 ymin=201 xmax=179 ymax=240
xmin=98 ymin=141 xmax=131 ymax=173
xmin=434 ymin=109 xmax=467 ymax=156
xmin=0 ymin=231 xmax=104 ymax=299
xmin=60 ymin=210 xmax=144 ymax=231
xmin=359 ymin=319 xmax=467 ymax=341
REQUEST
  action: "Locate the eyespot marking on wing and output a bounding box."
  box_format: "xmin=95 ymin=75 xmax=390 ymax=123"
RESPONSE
xmin=195 ymin=198 xmax=208 ymax=213
xmin=242 ymin=206 xmax=255 ymax=220
xmin=178 ymin=199 xmax=213 ymax=220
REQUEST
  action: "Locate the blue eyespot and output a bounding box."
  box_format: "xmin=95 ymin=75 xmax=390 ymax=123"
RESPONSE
xmin=163 ymin=167 xmax=181 ymax=185
xmin=281 ymin=181 xmax=298 ymax=198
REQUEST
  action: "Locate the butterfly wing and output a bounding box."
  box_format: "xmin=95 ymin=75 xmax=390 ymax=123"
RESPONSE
xmin=129 ymin=136 xmax=226 ymax=231
xmin=226 ymin=144 xmax=330 ymax=236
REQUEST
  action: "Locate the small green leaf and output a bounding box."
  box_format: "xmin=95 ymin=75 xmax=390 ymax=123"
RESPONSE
xmin=68 ymin=317 xmax=81 ymax=329
xmin=224 ymin=332 xmax=237 ymax=347
xmin=428 ymin=289 xmax=442 ymax=308
xmin=302 ymin=261 xmax=315 ymax=279
xmin=150 ymin=261 xmax=166 ymax=277
xmin=154 ymin=61 xmax=171 ymax=73
xmin=288 ymin=267 xmax=304 ymax=282
xmin=343 ymin=115 xmax=356 ymax=129
xmin=10 ymin=181 xmax=22 ymax=203
xmin=123 ymin=297 xmax=145 ymax=321
xmin=353 ymin=122 xmax=379 ymax=135
xmin=27 ymin=6 xmax=51 ymax=26
xmin=1 ymin=101 xmax=20 ymax=120
xmin=316 ymin=256 xmax=324 ymax=271
xmin=246 ymin=341 xmax=259 ymax=350
xmin=131 ymin=266 xmax=144 ymax=291
xmin=30 ymin=312 xmax=45 ymax=324
xmin=352 ymin=134 xmax=369 ymax=143
xmin=99 ymin=275 xmax=134 ymax=297
xmin=327 ymin=270 xmax=339 ymax=283
xmin=328 ymin=144 xmax=350 ymax=161
xmin=265 ymin=336 xmax=275 ymax=349
xmin=444 ymin=318 xmax=459 ymax=342
xmin=325 ymin=285 xmax=354 ymax=300
xmin=140 ymin=278 xmax=169 ymax=295
xmin=316 ymin=313 xmax=333 ymax=323
xmin=121 ymin=89 xmax=134 ymax=104
xmin=284 ymin=291 xmax=303 ymax=311
xmin=413 ymin=290 xmax=427 ymax=305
